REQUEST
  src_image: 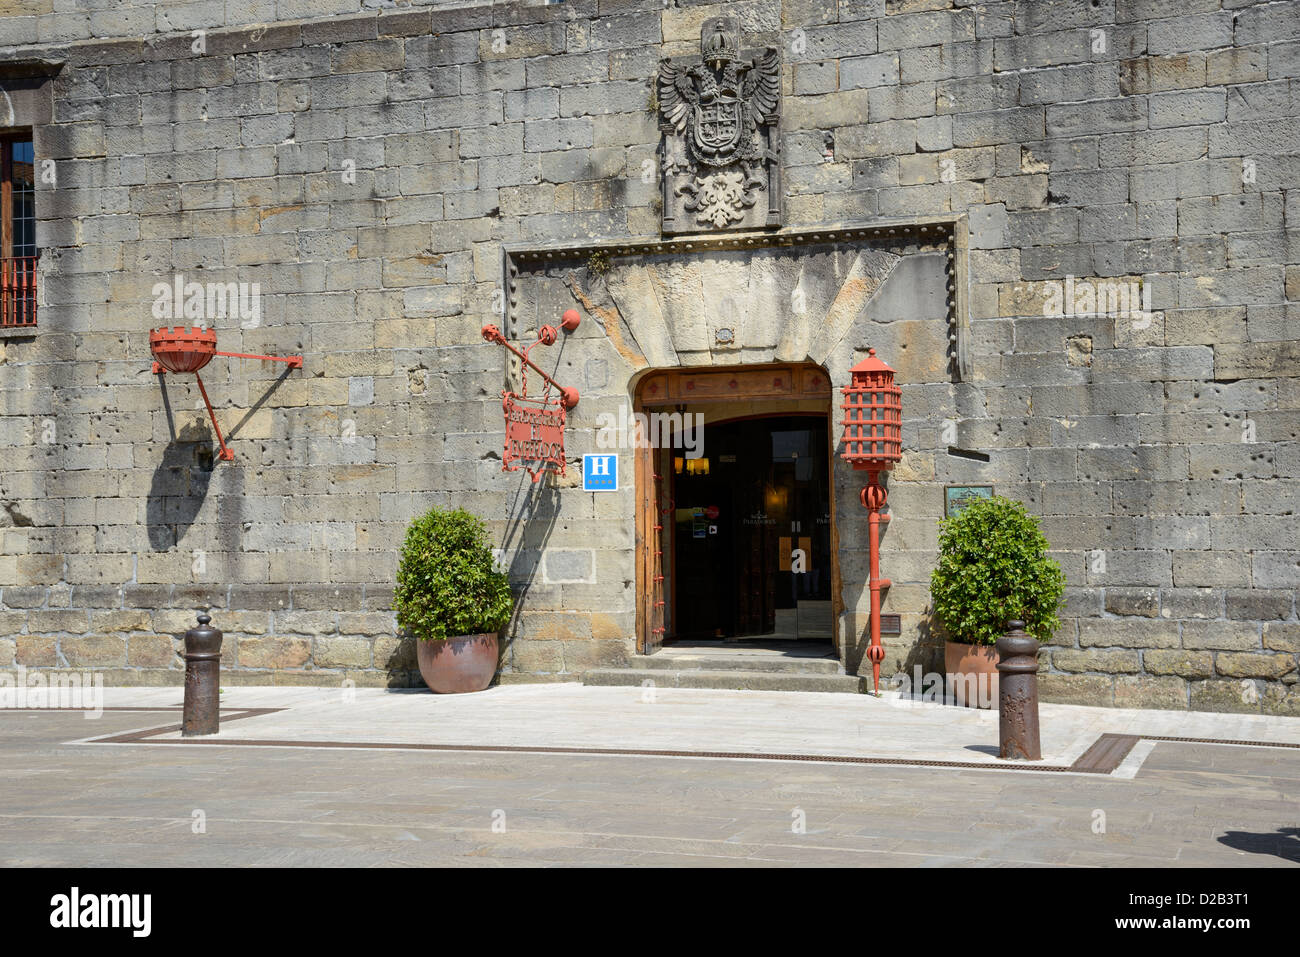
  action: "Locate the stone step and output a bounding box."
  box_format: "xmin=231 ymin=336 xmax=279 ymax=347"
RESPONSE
xmin=627 ymin=653 xmax=843 ymax=675
xmin=582 ymin=668 xmax=865 ymax=694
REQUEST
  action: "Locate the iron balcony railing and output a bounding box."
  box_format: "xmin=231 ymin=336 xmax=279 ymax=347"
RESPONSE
xmin=0 ymin=254 xmax=38 ymax=328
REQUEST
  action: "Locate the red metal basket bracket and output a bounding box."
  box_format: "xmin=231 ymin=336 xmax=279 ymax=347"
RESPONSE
xmin=149 ymin=326 xmax=302 ymax=462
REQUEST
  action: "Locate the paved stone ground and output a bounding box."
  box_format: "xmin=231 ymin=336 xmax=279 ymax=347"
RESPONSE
xmin=80 ymin=685 xmax=1300 ymax=768
xmin=2 ymin=688 xmax=1298 ymax=866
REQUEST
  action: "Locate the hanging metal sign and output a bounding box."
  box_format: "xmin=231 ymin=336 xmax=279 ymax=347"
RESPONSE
xmin=482 ymin=311 xmax=581 ymax=483
xmin=504 ymin=394 xmax=567 ymax=480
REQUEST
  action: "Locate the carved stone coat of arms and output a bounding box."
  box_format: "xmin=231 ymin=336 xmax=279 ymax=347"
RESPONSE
xmin=657 ymin=18 xmax=782 ymax=234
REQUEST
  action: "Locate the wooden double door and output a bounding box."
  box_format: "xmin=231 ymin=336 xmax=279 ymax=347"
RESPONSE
xmin=671 ymin=414 xmax=832 ymax=641
xmin=636 ymin=364 xmax=837 ymax=654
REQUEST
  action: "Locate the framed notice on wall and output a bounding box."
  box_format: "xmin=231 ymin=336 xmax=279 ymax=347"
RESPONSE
xmin=944 ymin=484 xmax=994 ymax=518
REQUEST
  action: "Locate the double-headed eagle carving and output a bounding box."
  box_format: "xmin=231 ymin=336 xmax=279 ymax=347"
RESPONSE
xmin=658 ymin=24 xmax=780 ymax=167
xmin=657 ymin=18 xmax=782 ymax=230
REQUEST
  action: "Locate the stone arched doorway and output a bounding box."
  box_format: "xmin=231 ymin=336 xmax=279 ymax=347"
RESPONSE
xmin=499 ymin=221 xmax=965 ymax=686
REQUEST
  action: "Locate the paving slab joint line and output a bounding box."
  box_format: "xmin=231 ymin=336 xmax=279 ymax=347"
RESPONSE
xmin=63 ymin=708 xmax=286 ymax=745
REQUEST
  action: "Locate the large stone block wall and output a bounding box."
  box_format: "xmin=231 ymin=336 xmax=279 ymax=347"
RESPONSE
xmin=0 ymin=0 xmax=1297 ymax=712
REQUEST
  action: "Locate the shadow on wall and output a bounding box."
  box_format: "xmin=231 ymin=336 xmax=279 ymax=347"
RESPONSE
xmin=374 ymin=573 xmax=417 ymax=688
xmin=380 ymin=635 xmax=419 ymax=688
xmin=376 ymin=478 xmax=562 ymax=688
xmin=841 ymin=609 xmax=940 ymax=682
xmin=148 ymin=365 xmax=296 ymax=551
xmin=838 ymin=482 xmax=941 ymax=681
xmin=497 ymin=479 xmax=562 ymax=673
xmin=146 ymin=382 xmax=217 ymax=550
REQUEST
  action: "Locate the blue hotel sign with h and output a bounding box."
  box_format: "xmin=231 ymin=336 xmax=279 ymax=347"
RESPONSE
xmin=583 ymin=454 xmax=618 ymax=491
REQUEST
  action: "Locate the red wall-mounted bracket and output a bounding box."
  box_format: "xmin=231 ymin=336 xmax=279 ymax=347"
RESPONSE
xmin=481 ymin=311 xmax=581 ymax=410
xmin=481 ymin=311 xmax=581 ymax=481
xmin=149 ymin=326 xmax=302 ymax=462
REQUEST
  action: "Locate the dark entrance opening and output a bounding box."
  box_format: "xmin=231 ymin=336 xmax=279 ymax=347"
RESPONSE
xmin=670 ymin=414 xmax=833 ymax=644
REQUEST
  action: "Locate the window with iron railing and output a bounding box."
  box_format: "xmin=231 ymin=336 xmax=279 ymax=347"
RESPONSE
xmin=1 ymin=135 xmax=37 ymax=329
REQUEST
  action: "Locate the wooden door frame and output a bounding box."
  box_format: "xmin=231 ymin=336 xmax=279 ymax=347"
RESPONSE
xmin=0 ymin=131 xmax=33 ymax=259
xmin=1 ymin=132 xmax=16 ymax=259
xmin=632 ymin=362 xmax=839 ymax=657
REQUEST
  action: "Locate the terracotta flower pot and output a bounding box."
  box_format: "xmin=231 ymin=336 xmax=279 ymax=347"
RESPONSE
xmin=416 ymin=632 xmax=499 ymax=694
xmin=945 ymin=640 xmax=999 ymax=709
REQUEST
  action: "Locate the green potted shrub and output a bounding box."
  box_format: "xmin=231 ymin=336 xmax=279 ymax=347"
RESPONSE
xmin=395 ymin=507 xmax=514 ymax=694
xmin=929 ymin=496 xmax=1064 ymax=707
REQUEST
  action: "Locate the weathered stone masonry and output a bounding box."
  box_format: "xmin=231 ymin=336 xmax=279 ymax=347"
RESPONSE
xmin=0 ymin=0 xmax=1297 ymax=713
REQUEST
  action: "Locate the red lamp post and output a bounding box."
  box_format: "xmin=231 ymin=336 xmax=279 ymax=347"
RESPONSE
xmin=839 ymin=348 xmax=902 ymax=695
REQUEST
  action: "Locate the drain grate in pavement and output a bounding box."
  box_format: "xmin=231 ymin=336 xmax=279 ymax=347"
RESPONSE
xmin=1071 ymin=733 xmax=1141 ymax=773
xmin=1141 ymin=735 xmax=1300 ymax=748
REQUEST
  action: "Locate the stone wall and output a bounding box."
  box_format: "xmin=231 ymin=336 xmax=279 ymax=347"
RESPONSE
xmin=0 ymin=0 xmax=1297 ymax=712
xmin=0 ymin=0 xmax=480 ymax=47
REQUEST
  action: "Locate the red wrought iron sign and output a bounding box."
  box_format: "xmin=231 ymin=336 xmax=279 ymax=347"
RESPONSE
xmin=482 ymin=310 xmax=581 ymax=482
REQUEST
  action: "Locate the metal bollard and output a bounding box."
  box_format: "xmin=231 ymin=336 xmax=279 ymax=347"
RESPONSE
xmin=182 ymin=613 xmax=223 ymax=737
xmin=995 ymin=620 xmax=1041 ymax=760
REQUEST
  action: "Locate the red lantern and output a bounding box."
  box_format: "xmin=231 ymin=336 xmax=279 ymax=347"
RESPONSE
xmin=839 ymin=348 xmax=902 ymax=696
xmin=840 ymin=347 xmax=902 ymax=474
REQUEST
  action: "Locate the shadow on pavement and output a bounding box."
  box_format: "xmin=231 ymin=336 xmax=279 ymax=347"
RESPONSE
xmin=1216 ymin=826 xmax=1300 ymax=864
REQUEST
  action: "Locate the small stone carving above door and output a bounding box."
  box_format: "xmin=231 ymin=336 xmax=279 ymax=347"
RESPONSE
xmin=657 ymin=17 xmax=782 ymax=235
